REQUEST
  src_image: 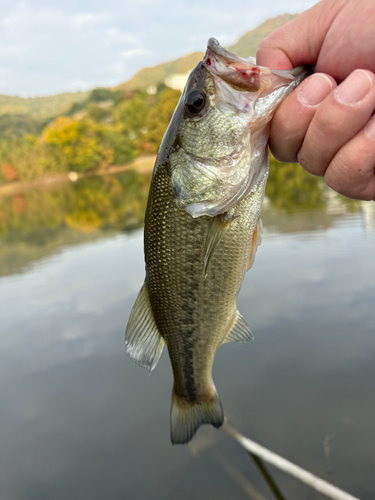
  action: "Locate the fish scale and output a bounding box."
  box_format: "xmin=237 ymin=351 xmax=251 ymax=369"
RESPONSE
xmin=145 ymin=164 xmax=266 ymax=401
xmin=125 ymin=37 xmax=309 ymax=444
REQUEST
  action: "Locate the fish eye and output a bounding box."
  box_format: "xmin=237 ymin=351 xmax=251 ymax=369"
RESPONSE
xmin=186 ymin=91 xmax=207 ymax=115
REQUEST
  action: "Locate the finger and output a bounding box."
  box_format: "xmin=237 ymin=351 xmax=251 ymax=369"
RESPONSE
xmin=324 ymin=115 xmax=375 ymax=201
xmin=297 ymin=70 xmax=375 ymax=176
xmin=256 ymin=1 xmax=340 ymax=69
xmin=269 ymin=73 xmax=336 ymax=162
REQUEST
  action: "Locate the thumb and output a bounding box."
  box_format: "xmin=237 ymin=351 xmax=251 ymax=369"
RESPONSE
xmin=256 ymin=0 xmax=343 ymax=69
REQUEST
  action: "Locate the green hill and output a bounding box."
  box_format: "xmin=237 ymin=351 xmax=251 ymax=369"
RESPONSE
xmin=0 ymin=92 xmax=90 ymax=121
xmin=114 ymin=52 xmax=205 ymax=92
xmin=115 ymin=13 xmax=297 ymax=93
xmin=227 ymin=13 xmax=297 ymax=57
xmin=0 ymin=13 xmax=297 ymax=124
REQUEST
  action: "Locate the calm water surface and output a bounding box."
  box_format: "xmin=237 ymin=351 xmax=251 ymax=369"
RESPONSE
xmin=1 ymin=167 xmax=375 ymax=500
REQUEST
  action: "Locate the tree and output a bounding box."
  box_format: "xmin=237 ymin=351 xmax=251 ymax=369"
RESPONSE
xmin=43 ymin=117 xmax=114 ymax=171
xmin=144 ymin=88 xmax=181 ymax=153
xmin=112 ymin=95 xmax=151 ymax=153
xmin=89 ymin=88 xmax=115 ymax=103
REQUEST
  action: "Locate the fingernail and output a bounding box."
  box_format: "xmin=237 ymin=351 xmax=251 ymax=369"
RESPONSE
xmin=364 ymin=115 xmax=375 ymax=140
xmin=335 ymin=70 xmax=373 ymax=104
xmin=297 ymin=74 xmax=333 ymax=106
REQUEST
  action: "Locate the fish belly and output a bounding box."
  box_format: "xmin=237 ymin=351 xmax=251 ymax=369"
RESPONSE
xmin=145 ymin=164 xmax=266 ymax=400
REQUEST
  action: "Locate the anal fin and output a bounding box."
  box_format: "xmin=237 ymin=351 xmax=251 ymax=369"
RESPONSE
xmin=223 ymin=310 xmax=254 ymax=344
xmin=125 ymin=282 xmax=165 ymax=371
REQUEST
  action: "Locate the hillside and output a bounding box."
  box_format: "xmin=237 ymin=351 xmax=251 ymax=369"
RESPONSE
xmin=116 ymin=13 xmax=297 ymax=93
xmin=0 ymin=12 xmax=300 ymax=186
xmin=114 ymin=52 xmax=204 ymax=93
xmin=0 ymin=13 xmax=297 ymax=121
xmin=0 ymin=92 xmax=90 ymax=121
xmin=228 ymin=13 xmax=297 ymax=57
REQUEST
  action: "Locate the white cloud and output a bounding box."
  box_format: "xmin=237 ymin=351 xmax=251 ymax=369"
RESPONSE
xmin=210 ymin=33 xmax=238 ymax=46
xmin=0 ymin=0 xmax=318 ymax=95
xmin=2 ymin=14 xmax=21 ymax=26
xmin=72 ymin=12 xmax=108 ymax=27
xmin=110 ymin=63 xmax=125 ymax=75
xmin=105 ymin=28 xmax=139 ymax=45
xmin=120 ymin=47 xmax=152 ymax=59
xmin=0 ymin=44 xmax=27 ymax=57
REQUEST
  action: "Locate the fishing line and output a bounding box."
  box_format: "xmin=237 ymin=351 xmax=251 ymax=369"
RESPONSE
xmin=224 ymin=424 xmax=360 ymax=500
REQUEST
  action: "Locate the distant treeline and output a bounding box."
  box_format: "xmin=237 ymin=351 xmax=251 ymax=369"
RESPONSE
xmin=0 ymin=84 xmax=181 ymax=183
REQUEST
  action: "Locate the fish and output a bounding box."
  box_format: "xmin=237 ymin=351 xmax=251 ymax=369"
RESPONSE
xmin=126 ymin=38 xmax=310 ymax=444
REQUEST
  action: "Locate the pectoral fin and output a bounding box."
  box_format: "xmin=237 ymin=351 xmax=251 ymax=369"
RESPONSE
xmin=203 ymin=213 xmax=238 ymax=277
xmin=247 ymin=217 xmax=263 ymax=271
xmin=125 ymin=282 xmax=165 ymax=371
xmin=223 ymin=309 xmax=254 ymax=344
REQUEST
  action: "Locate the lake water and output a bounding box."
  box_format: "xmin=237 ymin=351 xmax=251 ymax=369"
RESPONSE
xmin=1 ymin=165 xmax=375 ymax=500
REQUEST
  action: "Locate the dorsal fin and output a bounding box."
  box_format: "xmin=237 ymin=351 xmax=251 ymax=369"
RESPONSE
xmin=125 ymin=282 xmax=165 ymax=371
xmin=247 ymin=217 xmax=263 ymax=271
xmin=223 ymin=310 xmax=254 ymax=344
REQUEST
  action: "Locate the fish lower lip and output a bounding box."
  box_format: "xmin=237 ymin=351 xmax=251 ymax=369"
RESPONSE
xmin=204 ymin=44 xmax=260 ymax=92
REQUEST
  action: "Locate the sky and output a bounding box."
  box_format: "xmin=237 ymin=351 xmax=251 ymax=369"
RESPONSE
xmin=0 ymin=0 xmax=317 ymax=97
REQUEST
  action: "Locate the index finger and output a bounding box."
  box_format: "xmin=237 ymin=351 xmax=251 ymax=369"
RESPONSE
xmin=256 ymin=1 xmax=340 ymax=69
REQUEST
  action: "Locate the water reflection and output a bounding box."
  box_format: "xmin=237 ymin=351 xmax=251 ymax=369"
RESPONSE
xmin=0 ymin=163 xmax=369 ymax=277
xmin=1 ymin=164 xmax=374 ymax=500
xmin=266 ymin=161 xmax=326 ymax=213
xmin=0 ymin=169 xmax=151 ymax=276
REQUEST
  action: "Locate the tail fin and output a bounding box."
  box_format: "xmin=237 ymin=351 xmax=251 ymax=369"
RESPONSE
xmin=170 ymin=389 xmax=224 ymax=444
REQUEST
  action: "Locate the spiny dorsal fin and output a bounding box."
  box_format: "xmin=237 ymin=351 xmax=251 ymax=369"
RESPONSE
xmin=223 ymin=310 xmax=254 ymax=344
xmin=125 ymin=282 xmax=165 ymax=371
xmin=203 ymin=213 xmax=238 ymax=277
xmin=247 ymin=217 xmax=263 ymax=271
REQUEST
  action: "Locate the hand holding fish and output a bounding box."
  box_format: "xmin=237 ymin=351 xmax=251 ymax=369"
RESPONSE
xmin=257 ymin=0 xmax=375 ymax=202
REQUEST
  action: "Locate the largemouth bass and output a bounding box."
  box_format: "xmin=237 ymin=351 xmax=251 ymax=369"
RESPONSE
xmin=126 ymin=38 xmax=309 ymax=444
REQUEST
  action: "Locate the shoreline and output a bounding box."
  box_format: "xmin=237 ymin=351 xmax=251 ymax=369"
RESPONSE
xmin=0 ymin=155 xmax=156 ymax=198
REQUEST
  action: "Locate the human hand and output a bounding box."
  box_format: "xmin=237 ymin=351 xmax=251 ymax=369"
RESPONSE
xmin=257 ymin=0 xmax=375 ymax=201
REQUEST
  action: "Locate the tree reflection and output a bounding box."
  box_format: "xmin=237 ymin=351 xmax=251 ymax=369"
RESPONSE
xmin=0 ymin=170 xmax=151 ymax=242
xmin=0 ymin=162 xmax=364 ymax=277
xmin=0 ymin=170 xmax=152 ymax=275
xmin=266 ymin=159 xmax=326 ymax=212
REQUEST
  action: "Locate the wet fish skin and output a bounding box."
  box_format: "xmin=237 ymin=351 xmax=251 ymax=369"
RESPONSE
xmin=145 ymin=167 xmax=267 ymax=443
xmin=126 ymin=39 xmax=310 ymax=444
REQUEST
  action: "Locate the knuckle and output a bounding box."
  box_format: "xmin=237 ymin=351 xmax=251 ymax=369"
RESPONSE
xmin=327 ymin=147 xmax=375 ymax=198
xmin=269 ymin=145 xmax=297 ymax=163
xmin=363 ymin=192 xmax=375 ymax=201
xmin=274 ymin=113 xmax=299 ymax=137
xmin=297 ymin=149 xmax=325 ymax=176
xmin=325 ymin=156 xmax=353 ymax=194
xmin=270 ymin=114 xmax=305 ymax=162
xmin=256 ymin=39 xmax=267 ymax=54
xmin=324 ymin=171 xmax=343 ymax=194
xmin=313 ymin=110 xmax=336 ymax=137
xmin=324 ymin=161 xmax=369 ymax=199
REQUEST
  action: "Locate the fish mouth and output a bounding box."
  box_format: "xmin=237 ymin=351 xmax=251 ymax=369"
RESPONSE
xmin=203 ymin=37 xmax=311 ymax=93
xmin=203 ymin=37 xmax=261 ymax=92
